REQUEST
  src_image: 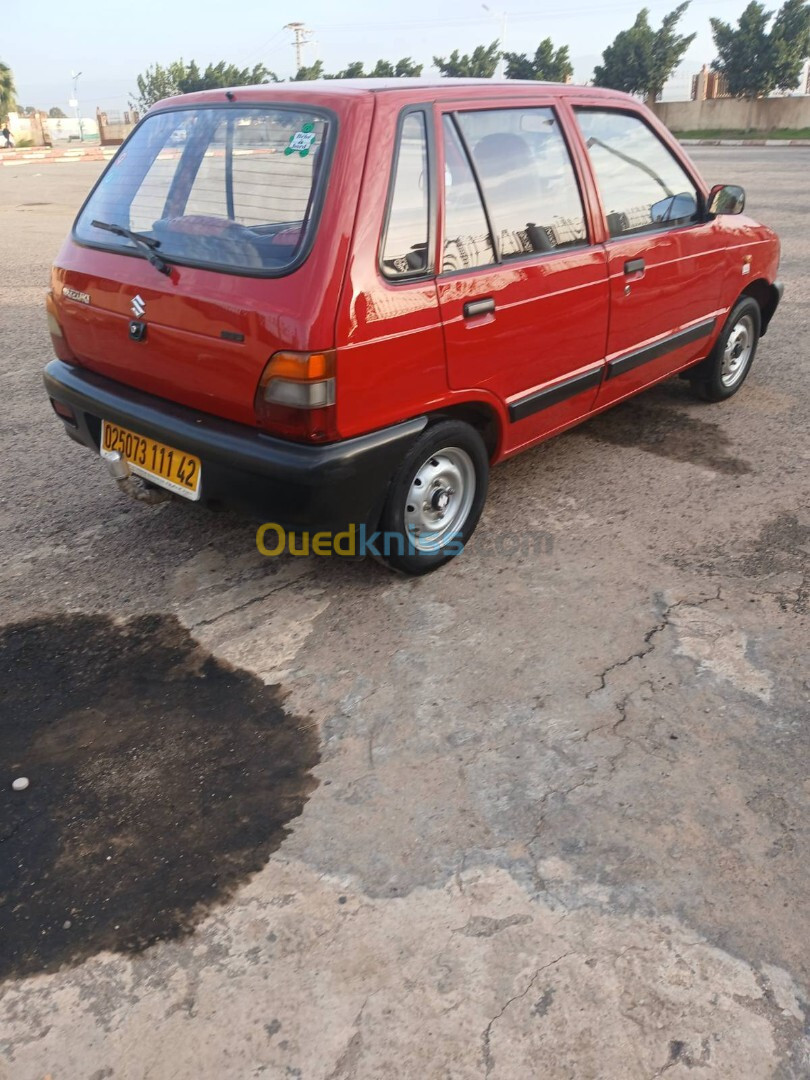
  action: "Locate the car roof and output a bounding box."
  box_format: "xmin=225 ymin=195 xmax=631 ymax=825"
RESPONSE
xmin=151 ymin=78 xmax=637 ymax=112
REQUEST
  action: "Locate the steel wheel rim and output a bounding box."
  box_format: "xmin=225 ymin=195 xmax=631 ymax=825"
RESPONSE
xmin=721 ymin=314 xmax=754 ymax=388
xmin=403 ymin=446 xmax=476 ymax=552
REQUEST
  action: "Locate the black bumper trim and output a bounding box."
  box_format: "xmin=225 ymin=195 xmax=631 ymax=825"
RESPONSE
xmin=44 ymin=359 xmax=427 ymax=531
xmin=607 ymin=318 xmax=717 ymax=379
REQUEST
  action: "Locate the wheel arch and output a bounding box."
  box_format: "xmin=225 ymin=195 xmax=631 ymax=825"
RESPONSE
xmin=742 ymin=278 xmax=780 ymax=336
xmin=423 ymin=401 xmax=504 ymax=461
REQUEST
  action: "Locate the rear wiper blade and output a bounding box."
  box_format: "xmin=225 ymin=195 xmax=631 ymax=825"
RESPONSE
xmin=90 ymin=220 xmax=172 ymax=277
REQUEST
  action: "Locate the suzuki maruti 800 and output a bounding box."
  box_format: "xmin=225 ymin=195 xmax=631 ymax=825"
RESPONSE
xmin=44 ymin=80 xmax=782 ymax=573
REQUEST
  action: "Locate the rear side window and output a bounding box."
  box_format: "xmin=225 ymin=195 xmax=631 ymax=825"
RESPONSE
xmin=74 ymin=106 xmax=332 ymax=275
xmin=455 ymin=108 xmax=588 ymax=256
xmin=381 ymin=112 xmax=431 ymax=279
xmin=442 ymin=116 xmax=496 ymax=273
xmin=575 ymin=109 xmax=699 ymax=238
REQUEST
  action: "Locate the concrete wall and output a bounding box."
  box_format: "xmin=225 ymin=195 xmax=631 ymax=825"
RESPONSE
xmin=5 ymin=112 xmax=50 ymax=147
xmin=46 ymin=117 xmax=100 ymax=143
xmin=653 ymin=96 xmax=810 ymax=132
xmin=96 ymin=110 xmax=139 ymax=146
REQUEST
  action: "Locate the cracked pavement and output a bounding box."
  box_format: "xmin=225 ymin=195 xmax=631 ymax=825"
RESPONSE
xmin=0 ymin=148 xmax=808 ymax=1078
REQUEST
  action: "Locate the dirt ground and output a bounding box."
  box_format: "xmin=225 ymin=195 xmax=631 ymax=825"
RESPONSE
xmin=0 ymin=148 xmax=807 ymax=1079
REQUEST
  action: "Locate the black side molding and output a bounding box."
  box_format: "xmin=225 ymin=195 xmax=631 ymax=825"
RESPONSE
xmin=509 ymin=367 xmax=602 ymax=423
xmin=607 ymin=318 xmax=716 ymax=380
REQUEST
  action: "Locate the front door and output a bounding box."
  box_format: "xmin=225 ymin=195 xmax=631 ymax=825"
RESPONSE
xmin=435 ymin=102 xmax=610 ymax=455
xmin=571 ymin=106 xmax=724 ymax=408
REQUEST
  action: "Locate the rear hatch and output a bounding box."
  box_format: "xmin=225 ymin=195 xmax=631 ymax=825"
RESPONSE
xmin=52 ymin=101 xmax=341 ymax=427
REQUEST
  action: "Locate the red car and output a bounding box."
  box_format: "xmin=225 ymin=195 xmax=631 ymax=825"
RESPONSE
xmin=44 ymin=80 xmax=782 ymax=573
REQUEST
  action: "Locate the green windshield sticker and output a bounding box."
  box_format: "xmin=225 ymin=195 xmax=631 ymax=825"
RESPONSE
xmin=285 ymin=123 xmax=316 ymax=157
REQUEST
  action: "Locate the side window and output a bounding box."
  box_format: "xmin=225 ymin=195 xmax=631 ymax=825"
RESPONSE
xmin=575 ymin=109 xmax=699 ymax=238
xmin=455 ymin=108 xmax=588 ymax=257
xmin=442 ymin=115 xmax=496 ymax=273
xmin=381 ymin=112 xmax=430 ymax=278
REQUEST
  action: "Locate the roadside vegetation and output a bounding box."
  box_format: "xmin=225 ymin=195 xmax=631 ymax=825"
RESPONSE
xmin=2 ymin=1 xmax=809 ymax=129
xmin=675 ymin=127 xmax=810 ymax=139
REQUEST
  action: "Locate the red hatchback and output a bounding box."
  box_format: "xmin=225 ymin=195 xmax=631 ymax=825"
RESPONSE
xmin=44 ymin=79 xmax=782 ymax=573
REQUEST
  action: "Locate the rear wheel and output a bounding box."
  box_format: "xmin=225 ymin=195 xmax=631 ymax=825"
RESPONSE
xmin=379 ymin=420 xmax=489 ymax=575
xmin=689 ymin=297 xmax=761 ymax=402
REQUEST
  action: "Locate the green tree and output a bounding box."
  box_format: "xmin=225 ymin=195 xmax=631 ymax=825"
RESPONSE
xmin=49 ymin=106 xmax=67 ymax=118
xmin=769 ymin=0 xmax=810 ymax=89
xmin=325 ymin=57 xmax=424 ymax=79
xmin=131 ymin=61 xmax=180 ymax=111
xmin=711 ymin=0 xmax=810 ymax=97
xmin=292 ymin=59 xmax=325 ymax=81
xmin=368 ymin=57 xmax=423 ymax=77
xmin=504 ymin=38 xmax=573 ymax=81
xmin=593 ymin=3 xmax=696 ymax=105
xmin=434 ymin=41 xmax=500 ymax=78
xmin=0 ymin=60 xmax=16 ymax=119
xmin=131 ymin=59 xmax=277 ymax=111
xmin=178 ymin=61 xmax=276 ymax=93
xmin=326 ymin=61 xmax=366 ymax=79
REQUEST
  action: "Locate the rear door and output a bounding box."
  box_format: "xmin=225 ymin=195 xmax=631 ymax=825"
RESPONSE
xmin=435 ymin=100 xmax=610 ymax=454
xmin=56 ymin=100 xmax=361 ymax=427
xmin=570 ymin=105 xmax=723 ymax=408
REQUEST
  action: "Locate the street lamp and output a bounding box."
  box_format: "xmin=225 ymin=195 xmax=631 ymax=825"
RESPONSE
xmin=482 ymin=4 xmax=507 ymax=78
xmin=69 ymin=71 xmax=83 ymax=141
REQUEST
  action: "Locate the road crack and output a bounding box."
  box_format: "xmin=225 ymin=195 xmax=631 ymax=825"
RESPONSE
xmin=587 ymin=588 xmax=722 ymax=698
xmin=189 ymin=572 xmax=318 ymax=629
xmin=481 ymin=952 xmax=572 ymax=1077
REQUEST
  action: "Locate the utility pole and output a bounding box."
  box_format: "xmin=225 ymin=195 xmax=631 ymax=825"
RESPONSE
xmin=69 ymin=71 xmax=83 ymax=141
xmin=285 ymin=23 xmax=312 ymax=74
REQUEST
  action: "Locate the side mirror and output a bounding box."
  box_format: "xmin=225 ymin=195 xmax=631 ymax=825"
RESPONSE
xmin=708 ymin=184 xmax=745 ymax=216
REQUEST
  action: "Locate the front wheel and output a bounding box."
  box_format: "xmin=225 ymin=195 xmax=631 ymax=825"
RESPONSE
xmin=689 ymin=297 xmax=761 ymax=402
xmin=379 ymin=419 xmax=489 ymax=575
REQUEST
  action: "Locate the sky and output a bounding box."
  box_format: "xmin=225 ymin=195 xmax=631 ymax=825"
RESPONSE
xmin=5 ymin=0 xmax=766 ymax=114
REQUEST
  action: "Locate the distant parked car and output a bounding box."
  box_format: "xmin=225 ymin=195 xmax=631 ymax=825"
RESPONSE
xmin=44 ymin=79 xmax=782 ymax=573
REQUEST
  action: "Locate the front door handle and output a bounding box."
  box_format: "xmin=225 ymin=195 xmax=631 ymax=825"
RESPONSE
xmin=463 ymin=297 xmax=495 ymax=318
xmin=624 ymin=258 xmax=645 ymax=275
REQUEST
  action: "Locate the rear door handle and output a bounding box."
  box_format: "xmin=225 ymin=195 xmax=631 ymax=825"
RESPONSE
xmin=624 ymin=258 xmax=645 ymax=275
xmin=463 ymin=297 xmax=495 ymax=318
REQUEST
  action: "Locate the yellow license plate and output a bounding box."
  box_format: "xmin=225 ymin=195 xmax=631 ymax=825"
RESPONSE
xmin=100 ymin=421 xmax=202 ymax=501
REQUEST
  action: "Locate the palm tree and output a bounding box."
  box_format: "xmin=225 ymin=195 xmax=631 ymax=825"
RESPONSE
xmin=0 ymin=60 xmax=16 ymax=120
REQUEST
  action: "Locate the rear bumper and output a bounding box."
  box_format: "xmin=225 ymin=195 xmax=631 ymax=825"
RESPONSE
xmin=44 ymin=359 xmax=427 ymax=531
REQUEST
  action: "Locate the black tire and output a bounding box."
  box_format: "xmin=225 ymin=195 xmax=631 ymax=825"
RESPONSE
xmin=379 ymin=419 xmax=489 ymax=575
xmin=689 ymin=297 xmax=761 ymax=402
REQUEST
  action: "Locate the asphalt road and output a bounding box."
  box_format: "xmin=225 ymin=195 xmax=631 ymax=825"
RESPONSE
xmin=0 ymin=148 xmax=808 ymax=1079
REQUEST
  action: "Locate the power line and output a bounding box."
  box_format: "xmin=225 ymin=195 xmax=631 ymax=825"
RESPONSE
xmin=313 ymin=0 xmax=742 ymax=34
xmin=233 ymin=27 xmax=289 ymax=70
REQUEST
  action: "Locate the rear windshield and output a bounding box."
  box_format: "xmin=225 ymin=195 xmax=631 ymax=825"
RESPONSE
xmin=74 ymin=105 xmax=332 ymax=275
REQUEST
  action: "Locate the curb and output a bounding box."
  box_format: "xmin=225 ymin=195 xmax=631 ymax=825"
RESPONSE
xmin=679 ymin=138 xmax=810 ymax=147
xmin=1 ymin=146 xmax=118 ymax=167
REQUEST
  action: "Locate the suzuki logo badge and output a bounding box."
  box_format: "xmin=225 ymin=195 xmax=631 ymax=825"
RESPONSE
xmin=131 ymin=294 xmax=145 ymax=318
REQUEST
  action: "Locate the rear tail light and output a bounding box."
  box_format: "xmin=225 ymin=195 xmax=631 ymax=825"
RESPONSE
xmin=254 ymin=350 xmax=338 ymax=443
xmin=45 ymin=291 xmax=78 ymax=362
